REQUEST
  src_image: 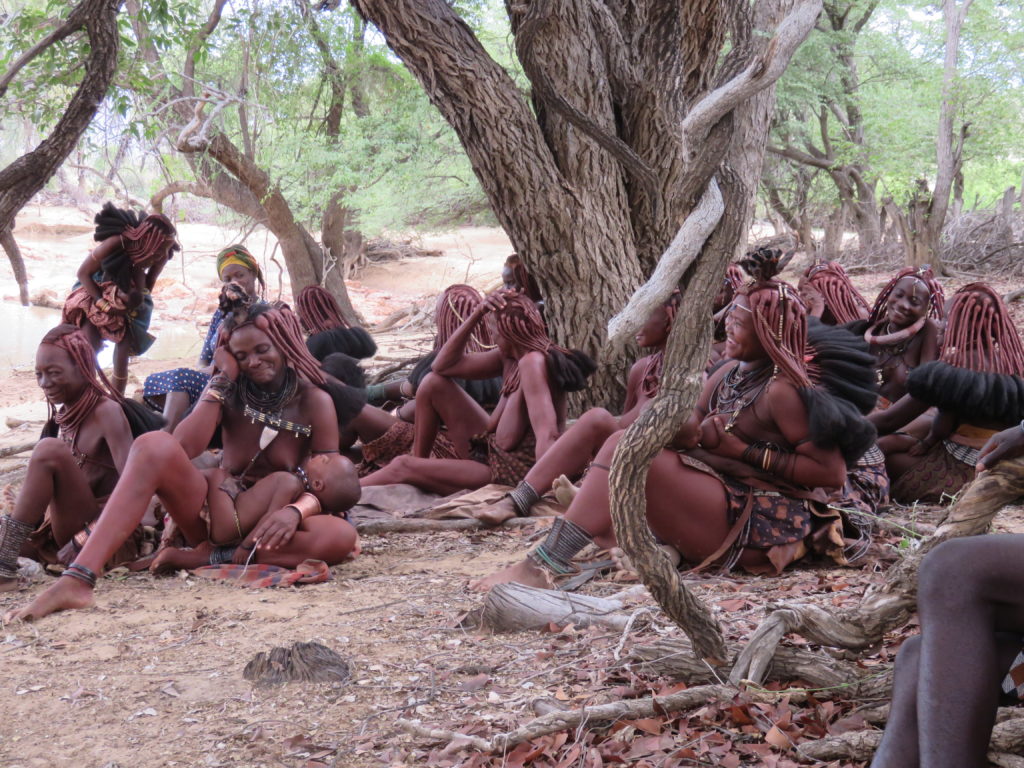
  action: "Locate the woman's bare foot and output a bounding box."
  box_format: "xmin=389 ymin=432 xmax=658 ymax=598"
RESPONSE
xmin=609 ymin=544 xmax=682 ymax=578
xmin=470 ymin=558 xmax=556 ymax=592
xmin=471 ymin=497 xmax=517 ymax=526
xmin=3 ymin=576 xmax=95 ymax=622
xmin=551 ymin=475 xmax=578 ymax=507
xmin=150 ymin=541 xmax=215 ymax=574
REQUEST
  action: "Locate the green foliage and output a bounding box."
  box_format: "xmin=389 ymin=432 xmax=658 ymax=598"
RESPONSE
xmin=768 ymin=0 xmax=1024 ymax=219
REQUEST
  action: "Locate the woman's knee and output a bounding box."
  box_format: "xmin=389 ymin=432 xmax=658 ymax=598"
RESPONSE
xmin=129 ymin=430 xmax=180 ymax=463
xmin=593 ymin=429 xmax=626 ymax=461
xmin=416 ymin=372 xmax=451 ymax=399
xmin=30 ymin=437 xmax=74 ymax=468
xmin=918 ymin=538 xmax=977 ymax=606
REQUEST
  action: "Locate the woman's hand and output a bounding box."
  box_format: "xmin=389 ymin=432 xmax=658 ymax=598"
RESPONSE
xmin=702 ymin=415 xmax=747 ymax=460
xmin=250 ymin=507 xmax=301 ymax=551
xmin=977 ymin=426 xmax=1024 ymax=473
xmin=212 ymin=346 xmax=240 ymax=382
xmin=479 ymin=288 xmax=516 ymax=315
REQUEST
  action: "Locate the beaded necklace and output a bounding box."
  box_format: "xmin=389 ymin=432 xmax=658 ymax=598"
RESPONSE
xmin=711 ymin=363 xmax=776 ymax=432
xmin=239 ymin=368 xmax=312 ymax=438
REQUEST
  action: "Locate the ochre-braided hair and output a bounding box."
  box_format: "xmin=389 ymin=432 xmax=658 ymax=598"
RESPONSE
xmin=39 ymin=325 xmax=120 ymax=441
xmin=804 ymin=260 xmax=870 ymax=325
xmin=494 ymin=293 xmax=595 ymax=394
xmin=639 ymin=290 xmax=682 ymax=399
xmin=220 ymin=301 xmax=326 ymax=386
xmin=941 ymin=283 xmax=1024 ymax=375
xmin=503 ymin=254 xmax=542 ymax=303
xmin=740 ymin=249 xmax=878 ymax=464
xmin=867 ymin=266 xmax=945 ymax=325
xmin=295 ymin=285 xmax=351 ymax=334
xmin=740 ymin=249 xmax=811 ymax=389
xmin=435 ymin=284 xmax=493 ymax=353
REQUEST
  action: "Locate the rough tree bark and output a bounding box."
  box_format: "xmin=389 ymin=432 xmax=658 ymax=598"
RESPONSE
xmin=0 ymin=0 xmax=122 ymax=294
xmin=604 ymin=0 xmax=821 ymax=663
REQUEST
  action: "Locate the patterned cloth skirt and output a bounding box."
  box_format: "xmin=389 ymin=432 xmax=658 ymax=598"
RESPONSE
xmin=469 ymin=431 xmax=537 ymax=487
xmin=891 ymin=440 xmax=976 ymax=504
xmin=143 ymin=368 xmax=210 ymax=409
xmin=357 ymin=420 xmax=459 ymax=476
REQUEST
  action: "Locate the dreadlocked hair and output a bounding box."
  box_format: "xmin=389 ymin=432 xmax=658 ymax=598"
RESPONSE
xmin=296 ymin=285 xmax=350 ymax=333
xmin=740 ymin=251 xmax=875 ymax=464
xmin=297 ymin=285 xmax=378 ymax=362
xmin=867 ymin=266 xmax=945 ymax=325
xmin=38 ymin=325 xmax=162 ymax=440
xmin=495 ymin=293 xmax=596 ymax=395
xmin=940 ymin=282 xmax=1024 ymax=375
xmin=504 ymin=254 xmax=542 ymax=303
xmin=407 ymin=284 xmax=494 ymax=390
xmin=219 ymin=298 xmax=372 ymax=427
xmin=803 ymin=261 xmax=870 ymax=325
xmin=92 ymin=202 xmax=177 ymax=292
xmin=320 ymin=353 xmax=366 ymax=389
xmin=299 ymin=286 xmax=380 ymax=364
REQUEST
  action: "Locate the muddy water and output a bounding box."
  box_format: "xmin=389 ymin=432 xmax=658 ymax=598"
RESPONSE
xmin=0 ymin=302 xmax=202 ymax=368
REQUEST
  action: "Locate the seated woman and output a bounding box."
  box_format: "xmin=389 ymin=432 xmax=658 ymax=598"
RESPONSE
xmin=295 ymin=285 xmax=377 ymax=362
xmin=708 ymin=263 xmax=748 ymax=370
xmin=475 ymin=253 xmax=876 ymax=590
xmin=472 ymin=291 xmax=682 ymax=524
xmin=798 ymin=260 xmax=871 ymax=326
xmin=0 ymin=326 xmax=161 ymax=589
xmin=856 ymin=266 xmax=943 ymax=410
xmin=502 ymin=254 xmax=543 ymax=310
xmin=360 ymin=290 xmax=596 ymax=495
xmin=4 ymin=301 xmax=360 ymax=621
xmin=872 ymin=283 xmax=1024 ymax=504
xmin=142 ymin=244 xmax=265 ymax=431
xmin=364 ymin=284 xmax=501 ymax=416
xmin=62 ymin=202 xmax=179 ymax=394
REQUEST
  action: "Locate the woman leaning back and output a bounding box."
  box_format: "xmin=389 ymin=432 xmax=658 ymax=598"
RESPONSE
xmin=5 ymin=299 xmax=360 ymax=622
xmin=475 ymin=250 xmax=876 ymax=591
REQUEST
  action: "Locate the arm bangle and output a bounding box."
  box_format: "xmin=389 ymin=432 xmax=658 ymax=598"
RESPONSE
xmin=286 ymin=492 xmax=322 ymax=521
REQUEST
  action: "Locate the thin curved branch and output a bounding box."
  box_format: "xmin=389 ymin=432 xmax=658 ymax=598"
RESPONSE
xmin=680 ymin=0 xmax=822 ymax=159
xmin=605 ymin=178 xmax=723 ymax=351
xmin=0 ymin=6 xmax=90 ymax=97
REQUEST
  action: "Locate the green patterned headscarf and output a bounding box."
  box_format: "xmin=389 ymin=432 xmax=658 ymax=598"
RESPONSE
xmin=216 ymin=244 xmax=265 ymax=290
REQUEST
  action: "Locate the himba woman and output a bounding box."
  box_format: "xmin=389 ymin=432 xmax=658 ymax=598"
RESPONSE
xmin=4 ymin=300 xmax=360 ymax=621
xmin=295 ymin=285 xmax=377 ymax=362
xmin=708 ymin=263 xmax=748 ymax=371
xmin=62 ymin=202 xmax=179 ymax=394
xmin=142 ymin=244 xmax=266 ymax=431
xmin=363 ymin=284 xmax=500 ymax=417
xmin=360 ymin=290 xmax=596 ymax=494
xmin=502 ymin=254 xmax=543 ymax=307
xmin=874 ymin=282 xmax=1024 ymax=504
xmin=798 ymin=260 xmax=871 ymax=326
xmin=471 ymin=291 xmax=682 ymax=525
xmin=0 ymin=326 xmax=161 ymax=590
xmin=475 ymin=251 xmax=876 ymax=591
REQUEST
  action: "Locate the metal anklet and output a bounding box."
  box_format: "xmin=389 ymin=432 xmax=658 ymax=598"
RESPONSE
xmin=508 ymin=481 xmax=540 ymax=517
xmin=0 ymin=515 xmax=35 ymax=579
xmin=209 ymin=545 xmax=236 ymax=565
xmin=527 ymin=517 xmax=593 ymax=575
xmin=61 ymin=562 xmax=97 ymax=588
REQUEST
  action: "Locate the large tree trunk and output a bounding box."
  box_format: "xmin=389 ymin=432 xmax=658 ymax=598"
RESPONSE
xmin=351 ymin=0 xmax=804 ymax=406
xmin=0 ymin=0 xmax=121 ymax=242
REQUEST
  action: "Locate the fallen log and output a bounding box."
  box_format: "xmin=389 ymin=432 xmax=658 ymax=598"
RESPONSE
xmin=475 ymin=583 xmax=641 ymax=632
xmin=0 ymin=441 xmax=36 ymax=458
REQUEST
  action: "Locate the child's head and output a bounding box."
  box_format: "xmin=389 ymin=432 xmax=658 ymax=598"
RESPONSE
xmin=302 ymin=453 xmax=357 ymax=513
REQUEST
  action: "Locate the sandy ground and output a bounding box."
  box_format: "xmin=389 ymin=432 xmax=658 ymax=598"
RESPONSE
xmin=0 ymin=209 xmax=1022 ymax=767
